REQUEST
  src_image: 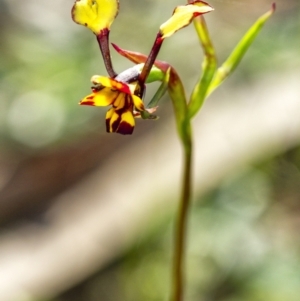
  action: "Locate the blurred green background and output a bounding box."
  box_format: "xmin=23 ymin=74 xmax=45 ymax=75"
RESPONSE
xmin=0 ymin=0 xmax=300 ymax=300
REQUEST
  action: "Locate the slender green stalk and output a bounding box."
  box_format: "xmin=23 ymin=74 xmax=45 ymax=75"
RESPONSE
xmin=109 ymin=7 xmax=275 ymax=301
xmin=172 ymin=122 xmax=192 ymax=301
xmin=188 ymin=15 xmax=217 ymax=119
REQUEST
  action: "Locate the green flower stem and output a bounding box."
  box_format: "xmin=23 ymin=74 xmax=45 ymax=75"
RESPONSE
xmin=171 ymin=4 xmax=275 ymax=301
xmin=172 ymin=119 xmax=192 ymax=301
xmin=188 ymin=15 xmax=217 ymax=119
xmin=171 ymin=7 xmax=216 ymax=301
xmin=111 ymin=9 xmax=274 ymax=298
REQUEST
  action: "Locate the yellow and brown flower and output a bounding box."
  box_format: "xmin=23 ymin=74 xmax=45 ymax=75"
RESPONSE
xmin=80 ymin=76 xmax=145 ymax=135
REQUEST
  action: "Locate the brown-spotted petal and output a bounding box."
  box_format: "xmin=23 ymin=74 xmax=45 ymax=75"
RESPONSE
xmin=117 ymin=110 xmax=135 ymax=135
xmin=105 ymin=108 xmax=134 ymax=134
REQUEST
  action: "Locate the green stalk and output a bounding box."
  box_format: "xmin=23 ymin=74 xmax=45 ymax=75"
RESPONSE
xmin=171 ymin=3 xmax=215 ymax=300
xmin=188 ymin=15 xmax=217 ymax=119
xmin=171 ymin=120 xmax=192 ymax=301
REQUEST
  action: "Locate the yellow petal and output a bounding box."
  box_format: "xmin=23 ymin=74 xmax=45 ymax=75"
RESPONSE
xmin=80 ymin=88 xmax=117 ymax=106
xmin=72 ymin=0 xmax=119 ymax=34
xmin=160 ymin=1 xmax=213 ymax=39
xmin=113 ymin=93 xmax=126 ymax=110
xmin=105 ymin=108 xmax=114 ymax=132
xmin=105 ymin=108 xmax=135 ymax=134
xmin=96 ymin=76 xmax=132 ymax=94
xmin=106 ymin=107 xmax=120 ymax=132
xmin=79 ymin=93 xmax=96 ymax=106
xmin=117 ymin=110 xmax=135 ymax=135
xmin=132 ymin=95 xmax=145 ymax=111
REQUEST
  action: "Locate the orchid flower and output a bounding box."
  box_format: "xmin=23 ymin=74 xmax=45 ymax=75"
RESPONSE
xmin=71 ymin=1 xmax=275 ymax=301
xmin=73 ymin=0 xmax=213 ymax=135
xmin=80 ymin=71 xmax=145 ymax=135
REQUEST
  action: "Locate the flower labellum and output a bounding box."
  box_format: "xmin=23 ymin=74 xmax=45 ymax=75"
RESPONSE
xmin=80 ymin=75 xmax=145 ymax=135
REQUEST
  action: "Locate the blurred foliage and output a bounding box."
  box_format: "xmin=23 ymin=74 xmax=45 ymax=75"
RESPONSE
xmin=58 ymin=146 xmax=300 ymax=301
xmin=0 ymin=0 xmax=102 ymax=151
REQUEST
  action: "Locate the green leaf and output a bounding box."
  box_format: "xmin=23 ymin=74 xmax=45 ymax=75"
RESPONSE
xmin=187 ymin=15 xmax=217 ymax=119
xmin=207 ymin=3 xmax=276 ymax=96
xmin=147 ymin=69 xmax=170 ymax=108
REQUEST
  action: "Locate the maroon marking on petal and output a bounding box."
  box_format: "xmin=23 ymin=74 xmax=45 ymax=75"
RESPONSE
xmin=105 ymin=118 xmax=111 ymax=133
xmin=118 ymin=85 xmax=131 ymax=95
xmin=125 ymin=94 xmax=131 ymax=107
xmin=71 ymin=5 xmax=79 ymax=25
xmin=188 ymin=0 xmax=209 ymax=5
xmin=114 ymin=106 xmax=131 ymax=115
xmin=80 ymin=101 xmax=95 ymax=106
xmin=92 ymin=86 xmax=104 ymax=92
xmin=111 ymin=114 xmax=121 ymax=132
xmin=117 ymin=121 xmax=134 ymax=135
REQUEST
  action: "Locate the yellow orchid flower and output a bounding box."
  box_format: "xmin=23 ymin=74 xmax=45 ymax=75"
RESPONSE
xmin=80 ymin=75 xmax=145 ymax=135
xmin=71 ymin=0 xmax=119 ymax=34
xmin=160 ymin=1 xmax=214 ymax=38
